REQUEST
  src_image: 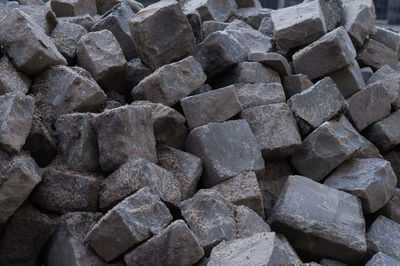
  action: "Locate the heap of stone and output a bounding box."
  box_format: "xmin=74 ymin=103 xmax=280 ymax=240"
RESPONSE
xmin=0 ymin=0 xmax=400 ymax=265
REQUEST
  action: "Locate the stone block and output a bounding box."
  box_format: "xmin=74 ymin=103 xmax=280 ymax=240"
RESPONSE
xmin=372 ymin=27 xmax=400 ymax=58
xmin=50 ymin=0 xmax=97 ymax=17
xmin=367 ymin=65 xmax=400 ymax=109
xmin=328 ymin=60 xmax=365 ymax=98
xmin=0 ymin=56 xmax=30 ymax=96
xmin=357 ymin=39 xmax=398 ymax=70
xmin=382 ymin=188 xmax=400 ymax=224
xmin=182 ymin=0 xmax=237 ymax=22
xmin=248 ymin=52 xmax=291 ymax=75
xmin=283 ymin=73 xmax=313 ymax=99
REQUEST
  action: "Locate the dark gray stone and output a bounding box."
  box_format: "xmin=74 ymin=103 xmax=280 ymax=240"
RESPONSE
xmin=234 ymin=0 xmax=261 ymax=8
xmin=0 ymin=56 xmax=30 ymax=96
xmin=93 ymin=105 xmax=157 ymax=172
xmin=132 ymin=56 xmax=206 ymax=106
xmin=248 ymin=52 xmax=291 ymax=76
xmin=207 ymin=232 xmax=302 ymax=266
xmin=305 ymin=0 xmax=342 ymax=32
xmin=234 ymin=205 xmax=270 ymax=238
xmin=319 ymin=258 xmax=350 ymax=266
xmin=55 ymin=113 xmax=100 ymax=172
xmin=131 ymin=101 xmax=188 ymax=148
xmin=229 ymin=7 xmax=269 ymax=29
xmin=190 ymin=83 xmax=212 ymax=96
xmin=366 ymin=216 xmax=400 ymax=261
xmin=342 ymin=1 xmax=376 ymax=47
xmin=367 ymin=65 xmax=400 ymax=109
xmin=0 ymin=203 xmax=54 ymax=266
xmin=212 ymin=61 xmax=280 ymax=89
xmin=383 ymin=150 xmax=400 ymax=186
xmin=185 ymin=9 xmax=203 ymax=44
xmin=291 ymin=117 xmax=363 ymax=182
xmin=58 ymin=14 xmax=96 ymax=31
xmin=50 ymin=22 xmax=88 ymax=63
xmin=130 ymin=0 xmax=195 ymax=70
xmin=202 ymin=21 xmax=229 ymax=38
xmin=50 ymin=0 xmax=97 ymax=17
xmin=19 ymin=4 xmax=57 ymax=35
xmin=258 ymin=14 xmax=274 ymax=39
xmin=346 ymin=82 xmax=392 ymax=131
xmin=242 ymin=103 xmax=302 ymax=158
xmin=283 ymin=73 xmax=313 ymax=99
xmin=0 ymin=92 xmax=34 ymax=154
xmin=271 ymin=1 xmax=326 ymax=51
xmin=372 ymin=27 xmax=400 ymax=58
xmin=357 ymin=39 xmax=398 ymax=70
xmin=45 ymin=212 xmax=105 ymax=266
xmin=99 ymin=158 xmax=181 ymax=210
xmin=78 ymin=29 xmax=127 ymax=93
xmin=92 ymin=2 xmax=137 ymax=61
xmin=0 ymin=8 xmax=67 ymax=75
xmin=31 ymin=166 xmax=99 ymax=214
xmin=87 ymin=187 xmax=173 ymax=262
xmin=180 ymin=86 xmax=242 ymax=130
xmin=364 ymin=110 xmax=400 ymax=152
xmin=268 ymin=175 xmax=367 ymax=264
xmin=351 ymin=134 xmax=383 ymax=159
xmin=185 ymin=120 xmax=264 ymax=187
xmin=293 ymin=27 xmax=356 ymax=80
xmin=124 ymin=220 xmax=204 ymax=266
xmin=382 ymin=189 xmax=400 ymax=224
xmin=361 ymin=67 xmax=373 ymax=83
xmin=365 ymin=252 xmax=400 ymax=266
xmin=182 ymin=0 xmax=237 ymax=22
xmin=157 ymin=145 xmax=202 ymax=200
xmin=324 ymin=158 xmax=397 ymax=213
xmin=191 ymin=31 xmax=245 ymax=79
xmin=180 ymin=189 xmax=236 ymax=252
xmin=126 ymin=58 xmax=152 ymax=89
xmin=213 ymin=171 xmax=264 ymax=217
xmin=328 ymin=60 xmax=365 ymax=98
xmin=0 ymin=154 xmax=41 ymax=225
xmin=287 ymin=77 xmax=348 ymax=135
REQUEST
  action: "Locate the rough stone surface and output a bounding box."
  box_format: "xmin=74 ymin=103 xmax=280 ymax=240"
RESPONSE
xmin=92 ymin=2 xmax=137 ymax=61
xmin=99 ymin=158 xmax=181 ymax=210
xmin=157 ymin=145 xmax=202 ymax=200
xmin=87 ymin=187 xmax=173 ymax=262
xmin=357 ymin=39 xmax=398 ymax=70
xmin=365 ymin=252 xmax=400 ymax=266
xmin=242 ymin=103 xmax=302 ymax=158
xmin=283 ymin=74 xmax=313 ymax=99
xmin=287 ymin=77 xmax=348 ymax=135
xmin=248 ymin=52 xmax=291 ymax=75
xmin=130 ymin=0 xmax=195 ymax=70
xmin=382 ymin=188 xmax=400 ymax=224
xmin=0 ymin=154 xmax=41 ymax=225
xmin=234 ymin=205 xmax=270 ymax=238
xmin=45 ymin=212 xmax=104 ymax=266
xmin=328 ymin=60 xmax=365 ymax=98
xmin=0 ymin=203 xmax=54 ymax=266
xmin=372 ymin=27 xmax=400 ymax=58
xmin=31 ymin=166 xmax=99 ymax=214
xmin=361 ymin=67 xmax=374 ymax=83
xmin=324 ymin=158 xmax=397 ymax=213
xmin=232 ymin=82 xmax=285 ymax=110
xmin=185 ymin=9 xmax=203 ymax=44
xmin=364 ymin=110 xmax=400 ymax=152
xmin=50 ymin=22 xmax=87 ymax=63
xmin=367 ymin=65 xmax=400 ymax=109
xmin=268 ymin=175 xmax=367 ymax=264
xmin=271 ymin=1 xmax=326 ymax=51
xmin=50 ymin=0 xmax=97 ymax=17
xmin=124 ymin=220 xmax=204 ymax=266
xmin=342 ymin=1 xmax=376 ymax=47
xmin=181 ymin=86 xmax=242 ymax=129
xmin=291 ymin=117 xmax=363 ymax=181
xmin=185 ymin=120 xmax=264 ymax=187
xmin=213 ymin=171 xmax=264 ymax=217
xmin=93 ymin=105 xmax=157 ymax=172
xmin=207 ymin=232 xmax=302 ymax=266
xmin=126 ymin=58 xmax=152 ymax=89
xmin=58 ymin=14 xmax=96 ymax=30
xmin=0 ymin=56 xmax=30 ymax=96
xmin=77 ymin=29 xmax=127 ymax=93
xmin=366 ymin=216 xmax=400 ymax=261
xmin=180 ymin=189 xmax=236 ymax=252
xmin=132 ymin=56 xmax=206 ymax=106
xmin=346 ymin=82 xmax=392 ymax=131
xmin=182 ymin=0 xmax=237 ymax=22
xmin=305 ymin=0 xmax=342 ymax=32
xmin=234 ymin=0 xmax=261 ymax=9
xmin=0 ymin=8 xmax=67 ymax=75
xmin=191 ymin=31 xmax=245 ymax=79
xmin=293 ymin=27 xmax=356 ymax=80
xmin=352 ymin=134 xmax=383 ymax=159
xmin=0 ymin=92 xmax=35 ymax=154
xmin=212 ymin=61 xmax=280 ymax=88
xmin=131 ymin=100 xmax=188 ymax=148
xmin=55 ymin=113 xmax=100 ymax=172
xmin=229 ymin=7 xmax=269 ymax=29
xmin=202 ymin=21 xmax=229 ymax=38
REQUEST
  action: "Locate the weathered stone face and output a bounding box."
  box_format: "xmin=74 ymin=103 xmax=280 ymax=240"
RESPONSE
xmin=268 ymin=175 xmax=367 ymax=264
xmin=372 ymin=27 xmax=400 ymax=58
xmin=130 ymin=0 xmax=195 ymax=70
xmin=185 ymin=120 xmax=264 ymax=187
xmin=381 ymin=189 xmax=400 ymax=224
xmin=0 ymin=56 xmax=30 ymax=96
xmin=357 ymin=39 xmax=398 ymax=70
xmin=182 ymin=0 xmax=237 ymax=22
xmin=328 ymin=60 xmax=365 ymax=98
xmin=51 ymin=0 xmax=97 ymax=17
xmin=365 ymin=252 xmax=400 ymax=266
xmin=367 ymin=65 xmax=400 ymax=109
